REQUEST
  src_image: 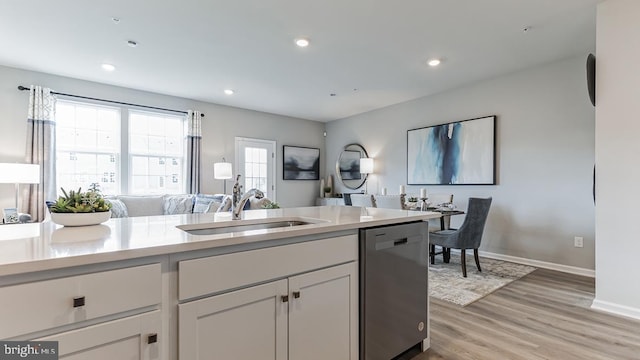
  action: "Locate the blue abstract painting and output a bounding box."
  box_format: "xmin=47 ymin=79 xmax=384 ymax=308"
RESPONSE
xmin=407 ymin=116 xmax=495 ymax=185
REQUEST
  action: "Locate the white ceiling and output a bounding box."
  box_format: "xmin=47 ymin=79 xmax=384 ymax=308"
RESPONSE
xmin=0 ymin=0 xmax=600 ymax=122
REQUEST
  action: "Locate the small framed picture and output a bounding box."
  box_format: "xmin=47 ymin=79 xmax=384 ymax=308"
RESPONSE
xmin=3 ymin=208 xmax=19 ymax=224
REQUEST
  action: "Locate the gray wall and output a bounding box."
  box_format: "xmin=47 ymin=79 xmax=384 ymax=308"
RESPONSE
xmin=326 ymin=55 xmax=596 ymax=270
xmin=0 ymin=65 xmax=325 ymax=209
xmin=594 ymin=0 xmax=640 ymax=318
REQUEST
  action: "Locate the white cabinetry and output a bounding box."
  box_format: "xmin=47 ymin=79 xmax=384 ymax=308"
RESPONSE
xmin=0 ymin=263 xmax=163 ymax=359
xmin=37 ymin=310 xmax=161 ymax=360
xmin=179 ymin=280 xmax=288 ymax=360
xmin=178 ymin=235 xmax=358 ymax=360
xmin=288 ymin=263 xmax=357 ymax=360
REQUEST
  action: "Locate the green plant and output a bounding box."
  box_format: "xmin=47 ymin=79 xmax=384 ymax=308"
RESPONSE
xmin=262 ymin=201 xmax=281 ymax=209
xmin=49 ymin=183 xmax=112 ymax=213
xmin=323 ymin=186 xmax=332 ymax=193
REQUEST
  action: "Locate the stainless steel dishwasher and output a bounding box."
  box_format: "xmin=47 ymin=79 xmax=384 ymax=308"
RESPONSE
xmin=359 ymin=221 xmax=429 ymax=360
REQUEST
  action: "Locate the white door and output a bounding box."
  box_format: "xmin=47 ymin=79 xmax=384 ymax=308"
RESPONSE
xmin=179 ymin=279 xmax=288 ymax=360
xmin=288 ymin=263 xmax=359 ymax=360
xmin=235 ymin=137 xmax=276 ymax=200
xmin=36 ymin=311 xmax=161 ymax=360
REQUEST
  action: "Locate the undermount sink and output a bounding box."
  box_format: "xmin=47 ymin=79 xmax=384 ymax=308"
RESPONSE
xmin=177 ymin=217 xmax=326 ymax=236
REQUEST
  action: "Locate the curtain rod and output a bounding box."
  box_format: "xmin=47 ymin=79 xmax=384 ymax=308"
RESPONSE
xmin=17 ymin=85 xmax=204 ymax=117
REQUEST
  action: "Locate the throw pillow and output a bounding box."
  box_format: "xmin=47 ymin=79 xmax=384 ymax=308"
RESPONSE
xmin=193 ymin=194 xmax=226 ymax=214
xmin=118 ymin=195 xmax=164 ymax=217
xmin=248 ymin=197 xmax=271 ymax=210
xmin=217 ymin=195 xmax=232 ymax=212
xmin=107 ymin=199 xmax=129 ymax=218
xmin=163 ymin=194 xmax=194 ymax=215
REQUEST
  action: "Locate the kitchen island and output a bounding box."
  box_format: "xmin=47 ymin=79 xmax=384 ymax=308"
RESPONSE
xmin=0 ymin=206 xmax=440 ymax=359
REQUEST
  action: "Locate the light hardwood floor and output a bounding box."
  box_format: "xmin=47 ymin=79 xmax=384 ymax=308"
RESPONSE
xmin=414 ymin=268 xmax=640 ymax=360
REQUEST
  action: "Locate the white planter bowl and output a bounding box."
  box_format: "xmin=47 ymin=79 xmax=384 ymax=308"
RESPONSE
xmin=50 ymin=211 xmax=111 ymax=227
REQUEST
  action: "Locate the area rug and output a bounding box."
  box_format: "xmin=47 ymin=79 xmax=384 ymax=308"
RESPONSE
xmin=429 ymin=254 xmax=536 ymax=306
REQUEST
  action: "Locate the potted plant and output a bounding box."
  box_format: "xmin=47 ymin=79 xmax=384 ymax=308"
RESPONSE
xmin=323 ymin=186 xmax=332 ymax=198
xmin=49 ymin=183 xmax=112 ymax=226
xmin=262 ymin=201 xmax=281 ymax=209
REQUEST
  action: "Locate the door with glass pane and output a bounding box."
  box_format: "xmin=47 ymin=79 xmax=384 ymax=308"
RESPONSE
xmin=235 ymin=138 xmax=276 ymax=200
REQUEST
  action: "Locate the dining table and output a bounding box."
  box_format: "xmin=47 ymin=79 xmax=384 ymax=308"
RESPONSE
xmin=406 ymin=202 xmax=465 ymax=230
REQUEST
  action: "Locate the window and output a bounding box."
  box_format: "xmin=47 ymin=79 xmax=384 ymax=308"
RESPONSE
xmin=56 ymin=101 xmax=121 ymax=195
xmin=55 ymin=100 xmax=186 ymax=195
xmin=129 ymin=111 xmax=185 ymax=194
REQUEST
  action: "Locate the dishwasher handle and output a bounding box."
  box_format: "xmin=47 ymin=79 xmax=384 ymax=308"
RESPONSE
xmin=374 ymin=235 xmax=420 ymax=251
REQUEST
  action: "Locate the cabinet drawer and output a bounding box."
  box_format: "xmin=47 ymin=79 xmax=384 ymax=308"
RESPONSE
xmin=0 ymin=263 xmax=161 ymax=339
xmin=179 ymin=235 xmax=357 ymax=301
xmin=35 ymin=310 xmax=161 ymax=359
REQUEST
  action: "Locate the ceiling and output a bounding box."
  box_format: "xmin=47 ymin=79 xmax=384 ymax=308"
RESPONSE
xmin=0 ymin=0 xmax=600 ymax=122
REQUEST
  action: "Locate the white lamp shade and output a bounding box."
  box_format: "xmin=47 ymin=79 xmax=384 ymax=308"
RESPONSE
xmin=214 ymin=162 xmax=233 ymax=180
xmin=0 ymin=163 xmax=40 ymax=184
xmin=360 ymin=158 xmax=374 ymax=174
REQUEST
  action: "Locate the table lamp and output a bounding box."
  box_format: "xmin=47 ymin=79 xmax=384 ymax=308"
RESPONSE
xmin=360 ymin=158 xmax=374 ymax=194
xmin=0 ymin=163 xmax=40 ymax=211
xmin=214 ymin=159 xmax=233 ymax=194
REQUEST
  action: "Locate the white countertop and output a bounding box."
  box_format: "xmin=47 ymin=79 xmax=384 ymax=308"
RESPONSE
xmin=0 ymin=206 xmax=440 ymax=277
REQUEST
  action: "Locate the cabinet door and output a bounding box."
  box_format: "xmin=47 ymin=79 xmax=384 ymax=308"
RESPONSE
xmin=179 ymin=279 xmax=288 ymax=360
xmin=36 ymin=310 xmax=161 ymax=360
xmin=288 ymin=262 xmax=358 ymax=360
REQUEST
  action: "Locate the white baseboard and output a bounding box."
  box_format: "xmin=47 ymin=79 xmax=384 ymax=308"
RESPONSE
xmin=447 ymin=250 xmax=640 ymax=320
xmin=470 ymin=250 xmax=596 ymax=278
xmin=591 ymin=299 xmax=640 ymax=321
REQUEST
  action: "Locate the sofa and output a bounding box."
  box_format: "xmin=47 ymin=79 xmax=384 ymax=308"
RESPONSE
xmin=106 ymin=193 xmax=272 ymax=218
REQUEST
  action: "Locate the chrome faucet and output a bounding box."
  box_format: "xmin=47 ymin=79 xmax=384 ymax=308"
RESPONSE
xmin=230 ymin=175 xmax=267 ymax=220
xmin=231 ymin=175 xmax=244 ymax=220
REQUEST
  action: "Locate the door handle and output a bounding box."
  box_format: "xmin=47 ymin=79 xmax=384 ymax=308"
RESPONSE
xmin=292 ymin=291 xmax=301 ymax=299
xmin=281 ymin=295 xmax=289 ymax=303
xmin=147 ymin=333 xmax=158 ymax=344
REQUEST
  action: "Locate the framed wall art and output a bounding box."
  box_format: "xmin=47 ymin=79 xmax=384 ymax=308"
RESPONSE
xmin=338 ymin=150 xmax=362 ymax=180
xmin=407 ymin=115 xmax=496 ymax=185
xmin=283 ymin=145 xmax=320 ymax=180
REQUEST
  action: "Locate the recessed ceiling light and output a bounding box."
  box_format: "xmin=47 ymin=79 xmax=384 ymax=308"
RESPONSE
xmin=111 ymin=17 xmax=120 ymax=24
xmin=295 ymin=38 xmax=309 ymax=47
xmin=224 ymin=89 xmax=234 ymax=95
xmin=427 ymin=59 xmax=441 ymax=67
xmin=101 ymin=63 xmax=116 ymax=72
xmin=127 ymin=40 xmax=138 ymax=48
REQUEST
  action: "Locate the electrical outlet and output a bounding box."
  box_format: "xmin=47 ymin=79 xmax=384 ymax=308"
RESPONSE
xmin=574 ymin=236 xmax=584 ymax=248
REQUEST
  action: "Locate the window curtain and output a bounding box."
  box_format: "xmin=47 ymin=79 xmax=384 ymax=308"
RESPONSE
xmin=185 ymin=110 xmax=202 ymax=194
xmin=24 ymin=85 xmax=57 ymax=222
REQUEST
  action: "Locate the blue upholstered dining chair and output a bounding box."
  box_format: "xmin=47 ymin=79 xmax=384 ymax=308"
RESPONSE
xmin=429 ymin=197 xmax=492 ymax=277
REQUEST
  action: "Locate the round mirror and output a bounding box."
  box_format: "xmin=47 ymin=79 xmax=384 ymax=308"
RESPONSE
xmin=335 ymin=143 xmax=369 ymax=190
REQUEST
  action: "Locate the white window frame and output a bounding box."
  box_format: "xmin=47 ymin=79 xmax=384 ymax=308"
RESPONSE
xmin=55 ymin=99 xmax=122 ymax=195
xmin=54 ymin=99 xmax=187 ymax=195
xmin=127 ymin=109 xmax=186 ymax=195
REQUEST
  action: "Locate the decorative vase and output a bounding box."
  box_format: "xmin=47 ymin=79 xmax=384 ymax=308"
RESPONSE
xmin=50 ymin=211 xmax=111 ymax=227
xmin=326 ymin=175 xmax=333 ymax=197
xmin=319 ymin=179 xmax=325 ymax=198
